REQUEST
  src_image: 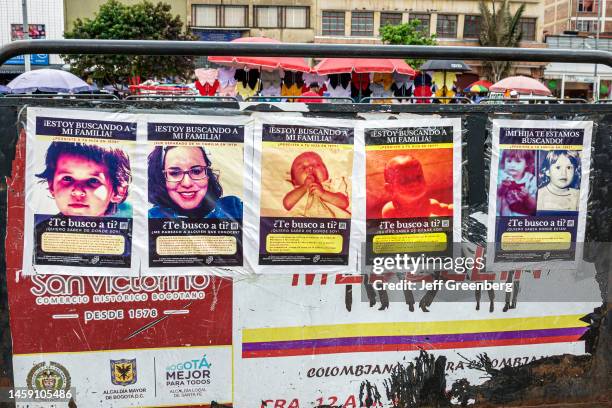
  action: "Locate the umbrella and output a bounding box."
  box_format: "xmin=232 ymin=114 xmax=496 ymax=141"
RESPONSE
xmin=420 ymin=60 xmax=471 ymax=72
xmin=490 ymin=76 xmax=552 ymax=96
xmin=7 ymin=69 xmax=91 ymax=94
xmin=313 ymin=58 xmax=415 ymax=76
xmin=420 ymin=60 xmax=471 ymax=100
xmin=0 ymin=85 xmax=9 ymax=94
xmin=208 ymin=37 xmax=310 ymax=72
xmin=464 ymin=79 xmax=493 ymax=93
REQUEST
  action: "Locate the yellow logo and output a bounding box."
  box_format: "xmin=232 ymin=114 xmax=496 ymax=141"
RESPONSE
xmin=110 ymin=359 xmax=137 ymax=386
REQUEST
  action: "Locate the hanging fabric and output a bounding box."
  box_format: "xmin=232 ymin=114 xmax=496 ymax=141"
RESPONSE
xmin=217 ymin=67 xmax=237 ymax=97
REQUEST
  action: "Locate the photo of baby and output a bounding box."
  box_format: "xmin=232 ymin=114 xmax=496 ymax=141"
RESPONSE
xmin=496 ymin=149 xmax=537 ymax=216
xmin=367 ymin=150 xmax=453 ymax=219
xmin=536 ymin=150 xmax=581 ymax=212
xmin=35 ymin=141 xmax=132 ymax=217
xmin=260 ymin=148 xmax=352 ymax=218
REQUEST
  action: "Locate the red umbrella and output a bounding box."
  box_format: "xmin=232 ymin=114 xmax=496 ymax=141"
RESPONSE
xmin=489 ymin=76 xmax=552 ymax=96
xmin=208 ymin=37 xmax=310 ymax=72
xmin=313 ymin=58 xmax=415 ymax=76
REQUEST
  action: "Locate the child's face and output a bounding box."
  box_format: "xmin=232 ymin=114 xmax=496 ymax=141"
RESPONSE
xmin=49 ymin=153 xmax=117 ymax=217
xmin=292 ymin=153 xmax=328 ymax=186
xmin=387 ymin=159 xmax=427 ymax=204
xmin=547 ymin=154 xmax=575 ymax=189
xmin=164 ymin=147 xmax=209 ymax=210
xmin=504 ymin=157 xmax=527 ymax=180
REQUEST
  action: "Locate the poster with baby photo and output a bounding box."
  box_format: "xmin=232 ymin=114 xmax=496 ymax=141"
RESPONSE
xmin=360 ymin=118 xmax=462 ymax=269
xmin=246 ymin=116 xmax=360 ymax=274
xmin=23 ymin=107 xmax=142 ymax=276
xmin=142 ymin=114 xmax=250 ymax=276
xmin=486 ymin=119 xmax=592 ymax=269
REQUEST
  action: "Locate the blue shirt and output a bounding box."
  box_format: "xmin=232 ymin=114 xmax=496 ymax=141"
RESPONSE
xmin=148 ymin=196 xmax=243 ymax=219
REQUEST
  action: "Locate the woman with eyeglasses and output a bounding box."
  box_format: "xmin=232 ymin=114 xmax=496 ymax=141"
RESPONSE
xmin=147 ymin=146 xmax=242 ymax=219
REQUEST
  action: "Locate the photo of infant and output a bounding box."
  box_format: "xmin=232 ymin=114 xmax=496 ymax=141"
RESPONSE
xmin=536 ymin=150 xmax=581 ymax=212
xmin=260 ymin=148 xmax=352 ymax=218
xmin=496 ymin=149 xmax=537 ymax=217
xmin=367 ymin=150 xmax=453 ymax=219
xmin=35 ymin=141 xmax=132 ymax=217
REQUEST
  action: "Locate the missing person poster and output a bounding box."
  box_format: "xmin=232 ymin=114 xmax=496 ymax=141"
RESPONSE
xmin=144 ymin=114 xmax=248 ymax=275
xmin=247 ymin=117 xmax=359 ymax=273
xmin=23 ymin=107 xmax=141 ymax=276
xmin=486 ymin=119 xmax=592 ymax=268
xmin=361 ymin=118 xmax=462 ymax=270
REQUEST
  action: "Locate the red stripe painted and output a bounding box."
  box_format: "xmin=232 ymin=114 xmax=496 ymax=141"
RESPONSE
xmin=242 ymin=335 xmax=582 ymax=358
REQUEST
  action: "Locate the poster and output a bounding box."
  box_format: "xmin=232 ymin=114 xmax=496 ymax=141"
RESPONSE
xmin=23 ymin=108 xmax=142 ymax=276
xmin=486 ymin=120 xmax=592 ymax=268
xmin=247 ymin=117 xmax=360 ymax=273
xmin=144 ymin=115 xmax=248 ymax=275
xmin=360 ymin=118 xmax=462 ymax=270
xmin=5 ymin=24 xmax=49 ymax=65
xmin=233 ymin=272 xmax=598 ymax=407
xmin=9 ymin=274 xmax=233 ymax=407
xmin=8 ymin=129 xmax=233 ymax=407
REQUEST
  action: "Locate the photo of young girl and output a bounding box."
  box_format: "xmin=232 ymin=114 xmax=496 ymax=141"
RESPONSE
xmin=536 ymin=150 xmax=581 ymax=212
xmin=496 ymin=149 xmax=537 ymax=216
xmin=35 ymin=141 xmax=132 ymax=217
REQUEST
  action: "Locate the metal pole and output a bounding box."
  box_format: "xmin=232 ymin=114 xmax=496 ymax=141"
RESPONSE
xmin=22 ymin=0 xmax=30 ymax=72
xmin=3 ymin=40 xmax=612 ymax=67
xmin=561 ymin=73 xmax=566 ymax=99
xmin=593 ymin=0 xmax=603 ymax=101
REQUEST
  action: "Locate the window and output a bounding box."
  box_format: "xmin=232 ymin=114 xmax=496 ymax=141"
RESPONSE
xmin=255 ymin=6 xmax=279 ymax=28
xmin=576 ymin=19 xmax=599 ymax=32
xmin=192 ymin=5 xmax=218 ymax=27
xmin=519 ymin=17 xmax=537 ymax=41
xmin=285 ymin=7 xmax=309 ymax=28
xmin=463 ymin=15 xmax=481 ymax=39
xmin=224 ymin=6 xmax=248 ymax=27
xmin=380 ymin=12 xmax=402 ymax=27
xmin=436 ymin=14 xmax=458 ymax=38
xmin=192 ymin=5 xmax=248 ymax=27
xmin=351 ymin=11 xmax=374 ymax=36
xmin=577 ymin=0 xmax=598 ymax=12
xmin=254 ymin=6 xmax=309 ymax=28
xmin=322 ymin=11 xmax=345 ymax=36
xmin=409 ymin=13 xmax=430 ymax=34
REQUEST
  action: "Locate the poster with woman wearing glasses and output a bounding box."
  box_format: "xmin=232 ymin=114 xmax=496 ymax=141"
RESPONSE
xmin=144 ymin=114 xmax=248 ymax=274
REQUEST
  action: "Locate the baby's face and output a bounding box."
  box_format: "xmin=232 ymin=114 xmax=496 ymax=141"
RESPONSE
xmin=50 ymin=153 xmax=115 ymax=217
xmin=388 ymin=164 xmax=427 ymax=204
xmin=547 ymin=155 xmax=575 ymax=189
xmin=292 ymin=154 xmax=327 ymax=185
xmin=504 ymin=157 xmax=527 ymax=179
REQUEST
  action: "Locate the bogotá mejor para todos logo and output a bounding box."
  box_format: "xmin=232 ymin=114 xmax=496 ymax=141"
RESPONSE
xmin=110 ymin=359 xmax=137 ymax=386
xmin=26 ymin=361 xmax=71 ymax=391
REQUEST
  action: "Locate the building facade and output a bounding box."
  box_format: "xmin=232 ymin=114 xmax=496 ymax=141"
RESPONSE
xmin=58 ymin=0 xmax=547 ymax=80
xmin=187 ymin=0 xmax=546 ymax=77
xmin=544 ymin=0 xmax=612 ymax=35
